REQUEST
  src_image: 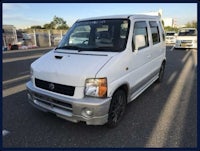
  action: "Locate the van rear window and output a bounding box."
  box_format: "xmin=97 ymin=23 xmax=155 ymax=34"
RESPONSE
xmin=149 ymin=21 xmax=160 ymax=45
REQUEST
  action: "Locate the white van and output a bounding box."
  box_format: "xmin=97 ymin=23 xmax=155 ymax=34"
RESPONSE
xmin=26 ymin=15 xmax=166 ymax=127
xmin=165 ymin=31 xmax=176 ymax=44
xmin=175 ymin=28 xmax=197 ymax=49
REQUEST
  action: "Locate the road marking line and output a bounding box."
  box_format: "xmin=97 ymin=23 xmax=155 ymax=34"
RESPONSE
xmin=170 ymin=46 xmax=174 ymax=51
xmin=2 ymin=130 xmax=10 ymax=136
xmin=3 ymin=75 xmax=30 ymax=85
xmin=3 ymin=83 xmax=26 ymax=98
xmin=146 ymin=51 xmax=196 ymax=147
xmin=182 ymin=51 xmax=191 ymax=63
xmin=3 ymin=54 xmax=42 ymax=63
xmin=167 ymin=71 xmax=177 ymax=85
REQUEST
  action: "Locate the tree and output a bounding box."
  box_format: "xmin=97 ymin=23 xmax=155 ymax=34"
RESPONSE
xmin=25 ymin=16 xmax=69 ymax=30
xmin=162 ymin=20 xmax=164 ymax=27
xmin=43 ymin=16 xmax=69 ymax=30
xmin=30 ymin=25 xmax=42 ymax=29
xmin=43 ymin=22 xmax=55 ymax=29
xmin=57 ymin=24 xmax=69 ymax=30
xmin=185 ymin=21 xmax=197 ymax=28
xmin=164 ymin=26 xmax=179 ymax=33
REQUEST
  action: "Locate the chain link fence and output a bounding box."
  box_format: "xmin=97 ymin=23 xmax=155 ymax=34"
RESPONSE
xmin=3 ymin=26 xmax=68 ymax=50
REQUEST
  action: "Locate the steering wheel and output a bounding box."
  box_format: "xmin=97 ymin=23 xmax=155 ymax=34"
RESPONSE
xmin=82 ymin=40 xmax=89 ymax=45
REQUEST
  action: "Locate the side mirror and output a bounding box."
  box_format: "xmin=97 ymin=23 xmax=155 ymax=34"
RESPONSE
xmin=134 ymin=34 xmax=146 ymax=50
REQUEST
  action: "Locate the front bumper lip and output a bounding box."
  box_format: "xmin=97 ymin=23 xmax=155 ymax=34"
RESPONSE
xmin=26 ymin=81 xmax=111 ymax=125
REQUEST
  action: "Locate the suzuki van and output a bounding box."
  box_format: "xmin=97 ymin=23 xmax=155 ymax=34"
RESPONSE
xmin=26 ymin=15 xmax=166 ymax=127
xmin=165 ymin=31 xmax=176 ymax=44
xmin=175 ymin=28 xmax=197 ymax=49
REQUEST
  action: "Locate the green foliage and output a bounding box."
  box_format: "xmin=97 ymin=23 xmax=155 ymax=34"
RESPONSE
xmin=162 ymin=20 xmax=164 ymax=27
xmin=57 ymin=24 xmax=69 ymax=30
xmin=43 ymin=16 xmax=69 ymax=29
xmin=164 ymin=26 xmax=179 ymax=33
xmin=43 ymin=22 xmax=55 ymax=29
xmin=30 ymin=25 xmax=42 ymax=29
xmin=26 ymin=16 xmax=69 ymax=30
xmin=185 ymin=21 xmax=197 ymax=28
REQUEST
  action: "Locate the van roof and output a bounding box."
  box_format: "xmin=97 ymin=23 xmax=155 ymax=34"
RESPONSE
xmin=77 ymin=14 xmax=160 ymax=22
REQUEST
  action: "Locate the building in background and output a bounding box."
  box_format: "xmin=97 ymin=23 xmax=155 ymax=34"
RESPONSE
xmin=163 ymin=18 xmax=176 ymax=27
xmin=3 ymin=25 xmax=18 ymax=47
xmin=142 ymin=9 xmax=163 ymax=17
xmin=142 ymin=9 xmax=177 ymax=28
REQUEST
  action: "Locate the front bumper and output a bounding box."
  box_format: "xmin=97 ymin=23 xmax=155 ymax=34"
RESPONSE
xmin=175 ymin=43 xmax=197 ymax=49
xmin=26 ymin=81 xmax=111 ymax=125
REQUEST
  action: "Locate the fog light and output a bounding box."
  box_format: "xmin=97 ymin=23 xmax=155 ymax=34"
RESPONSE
xmin=27 ymin=93 xmax=32 ymax=100
xmin=85 ymin=110 xmax=93 ymax=116
xmin=82 ymin=108 xmax=93 ymax=117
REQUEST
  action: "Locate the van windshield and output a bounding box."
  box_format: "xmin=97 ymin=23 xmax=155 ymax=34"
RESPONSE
xmin=178 ymin=29 xmax=197 ymax=36
xmin=166 ymin=33 xmax=175 ymax=36
xmin=57 ymin=19 xmax=130 ymax=52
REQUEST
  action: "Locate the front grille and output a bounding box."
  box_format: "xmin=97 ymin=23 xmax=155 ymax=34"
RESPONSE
xmin=35 ymin=78 xmax=75 ymax=96
xmin=34 ymin=93 xmax=72 ymax=111
xmin=182 ymin=40 xmax=192 ymax=43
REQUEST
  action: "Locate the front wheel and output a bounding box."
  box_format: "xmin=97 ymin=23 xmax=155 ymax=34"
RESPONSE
xmin=107 ymin=89 xmax=127 ymax=128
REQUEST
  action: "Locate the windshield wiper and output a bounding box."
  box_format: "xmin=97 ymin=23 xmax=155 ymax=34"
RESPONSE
xmin=55 ymin=46 xmax=119 ymax=52
xmin=55 ymin=45 xmax=81 ymax=51
xmin=92 ymin=46 xmax=120 ymax=52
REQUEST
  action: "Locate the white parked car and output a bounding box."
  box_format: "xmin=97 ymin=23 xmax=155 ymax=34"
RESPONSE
xmin=175 ymin=28 xmax=197 ymax=49
xmin=165 ymin=31 xmax=176 ymax=44
xmin=26 ymin=14 xmax=166 ymax=127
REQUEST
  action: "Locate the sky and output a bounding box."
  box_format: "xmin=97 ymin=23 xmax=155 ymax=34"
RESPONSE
xmin=3 ymin=3 xmax=197 ymax=29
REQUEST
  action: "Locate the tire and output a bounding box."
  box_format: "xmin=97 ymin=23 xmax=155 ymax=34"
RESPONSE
xmin=11 ymin=45 xmax=18 ymax=50
xmin=107 ymin=89 xmax=127 ymax=128
xmin=157 ymin=62 xmax=165 ymax=83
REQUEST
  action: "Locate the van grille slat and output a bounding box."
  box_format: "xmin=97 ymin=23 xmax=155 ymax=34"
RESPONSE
xmin=33 ymin=92 xmax=72 ymax=111
xmin=35 ymin=78 xmax=75 ymax=96
xmin=181 ymin=40 xmax=192 ymax=43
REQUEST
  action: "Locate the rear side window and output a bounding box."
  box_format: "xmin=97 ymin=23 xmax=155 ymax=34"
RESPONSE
xmin=133 ymin=21 xmax=149 ymax=50
xmin=149 ymin=21 xmax=160 ymax=45
xmin=159 ymin=21 xmax=165 ymax=41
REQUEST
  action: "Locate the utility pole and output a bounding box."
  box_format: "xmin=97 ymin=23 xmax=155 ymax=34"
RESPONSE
xmin=33 ymin=29 xmax=37 ymax=47
xmin=60 ymin=30 xmax=62 ymax=39
xmin=48 ymin=30 xmax=51 ymax=47
xmin=13 ymin=26 xmax=18 ymax=44
xmin=2 ymin=29 xmax=6 ymax=48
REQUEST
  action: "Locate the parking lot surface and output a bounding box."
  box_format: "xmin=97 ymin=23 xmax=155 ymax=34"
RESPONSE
xmin=2 ymin=47 xmax=197 ymax=148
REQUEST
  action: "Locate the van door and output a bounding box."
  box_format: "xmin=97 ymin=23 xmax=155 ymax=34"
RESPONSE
xmin=128 ymin=20 xmax=153 ymax=100
xmin=148 ymin=20 xmax=165 ymax=76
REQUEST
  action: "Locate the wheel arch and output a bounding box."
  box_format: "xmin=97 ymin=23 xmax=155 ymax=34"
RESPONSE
xmin=162 ymin=59 xmax=166 ymax=66
xmin=109 ymin=83 xmax=129 ymax=103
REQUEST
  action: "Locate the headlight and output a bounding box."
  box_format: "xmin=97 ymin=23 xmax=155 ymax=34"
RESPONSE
xmin=85 ymin=78 xmax=107 ymax=98
xmin=193 ymin=40 xmax=197 ymax=43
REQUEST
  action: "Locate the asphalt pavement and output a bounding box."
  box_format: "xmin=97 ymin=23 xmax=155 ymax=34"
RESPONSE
xmin=2 ymin=46 xmax=197 ymax=148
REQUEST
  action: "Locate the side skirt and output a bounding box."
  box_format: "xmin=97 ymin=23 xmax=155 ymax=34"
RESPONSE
xmin=128 ymin=70 xmax=159 ymax=103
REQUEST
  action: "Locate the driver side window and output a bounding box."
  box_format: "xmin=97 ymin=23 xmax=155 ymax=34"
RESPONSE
xmin=132 ymin=21 xmax=149 ymax=51
xmin=69 ymin=25 xmax=91 ymax=45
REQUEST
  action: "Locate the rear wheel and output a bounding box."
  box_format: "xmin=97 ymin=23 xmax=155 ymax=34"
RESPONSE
xmin=157 ymin=62 xmax=165 ymax=83
xmin=107 ymin=89 xmax=127 ymax=128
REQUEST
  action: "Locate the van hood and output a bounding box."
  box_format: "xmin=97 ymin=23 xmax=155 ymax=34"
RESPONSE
xmin=32 ymin=50 xmax=115 ymax=87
